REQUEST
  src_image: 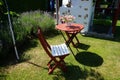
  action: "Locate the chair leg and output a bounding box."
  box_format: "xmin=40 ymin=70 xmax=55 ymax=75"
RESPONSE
xmin=48 ymin=57 xmax=67 ymax=74
xmin=57 ymin=56 xmax=67 ymax=72
xmin=48 ymin=63 xmax=57 ymax=74
xmin=47 ymin=59 xmax=53 ymax=68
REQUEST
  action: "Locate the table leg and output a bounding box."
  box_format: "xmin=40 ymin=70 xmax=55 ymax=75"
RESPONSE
xmin=65 ymin=32 xmax=80 ymax=53
xmin=65 ymin=32 xmax=80 ymax=47
xmin=65 ymin=32 xmax=77 ymax=47
xmin=75 ymin=35 xmax=80 ymax=44
xmin=66 ymin=32 xmax=75 ymax=46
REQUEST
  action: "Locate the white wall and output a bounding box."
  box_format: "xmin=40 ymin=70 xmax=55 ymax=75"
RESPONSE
xmin=60 ymin=0 xmax=95 ymax=33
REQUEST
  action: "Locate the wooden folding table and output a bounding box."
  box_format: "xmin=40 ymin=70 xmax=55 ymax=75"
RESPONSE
xmin=56 ymin=23 xmax=84 ymax=47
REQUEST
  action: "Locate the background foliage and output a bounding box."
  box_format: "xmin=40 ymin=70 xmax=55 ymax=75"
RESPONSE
xmin=0 ymin=10 xmax=55 ymax=61
xmin=7 ymin=0 xmax=49 ymax=12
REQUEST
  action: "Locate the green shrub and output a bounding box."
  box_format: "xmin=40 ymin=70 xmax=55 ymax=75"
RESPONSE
xmin=0 ymin=10 xmax=55 ymax=60
xmin=93 ymin=19 xmax=111 ymax=26
xmin=18 ymin=10 xmax=55 ymax=34
xmin=0 ymin=24 xmax=13 ymax=58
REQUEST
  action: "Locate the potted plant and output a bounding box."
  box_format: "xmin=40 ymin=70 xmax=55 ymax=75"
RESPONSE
xmin=60 ymin=15 xmax=75 ymax=25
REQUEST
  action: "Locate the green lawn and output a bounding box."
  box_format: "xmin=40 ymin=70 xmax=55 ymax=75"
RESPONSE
xmin=0 ymin=25 xmax=120 ymax=80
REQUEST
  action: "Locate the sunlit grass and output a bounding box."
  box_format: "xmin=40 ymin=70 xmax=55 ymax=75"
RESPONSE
xmin=0 ymin=31 xmax=120 ymax=80
xmin=1 ymin=20 xmax=120 ymax=80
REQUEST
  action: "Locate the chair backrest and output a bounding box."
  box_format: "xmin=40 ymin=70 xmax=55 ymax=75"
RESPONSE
xmin=37 ymin=27 xmax=53 ymax=58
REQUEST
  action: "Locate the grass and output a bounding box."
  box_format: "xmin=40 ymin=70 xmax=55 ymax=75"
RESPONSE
xmin=0 ymin=23 xmax=120 ymax=80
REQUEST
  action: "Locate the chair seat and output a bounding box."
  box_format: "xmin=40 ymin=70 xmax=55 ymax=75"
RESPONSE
xmin=51 ymin=43 xmax=70 ymax=57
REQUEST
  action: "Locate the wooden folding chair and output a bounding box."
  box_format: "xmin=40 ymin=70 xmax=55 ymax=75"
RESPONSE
xmin=37 ymin=27 xmax=70 ymax=74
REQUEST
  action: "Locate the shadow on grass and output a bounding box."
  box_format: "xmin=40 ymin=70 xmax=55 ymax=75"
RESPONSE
xmin=26 ymin=61 xmax=48 ymax=70
xmin=52 ymin=65 xmax=104 ymax=80
xmin=75 ymin=43 xmax=90 ymax=50
xmin=18 ymin=39 xmax=38 ymax=54
xmin=0 ymin=39 xmax=38 ymax=66
xmin=75 ymin=51 xmax=103 ymax=67
xmin=0 ymin=30 xmax=59 ymax=70
xmin=52 ymin=52 xmax=104 ymax=80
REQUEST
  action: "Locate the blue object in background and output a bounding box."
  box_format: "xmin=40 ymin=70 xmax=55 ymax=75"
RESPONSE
xmin=50 ymin=0 xmax=54 ymax=11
